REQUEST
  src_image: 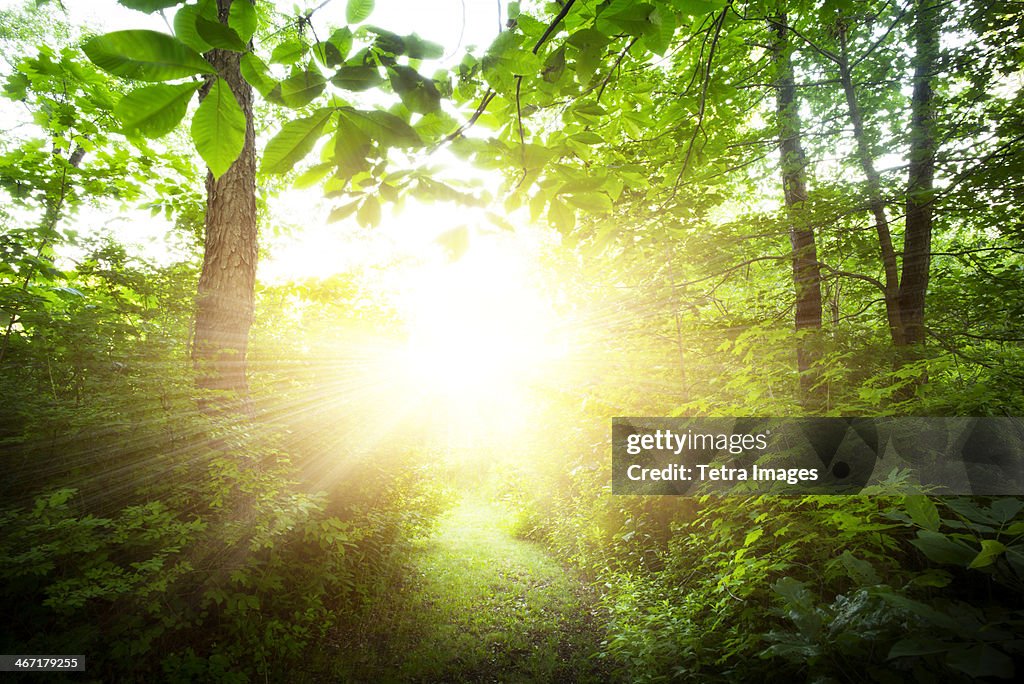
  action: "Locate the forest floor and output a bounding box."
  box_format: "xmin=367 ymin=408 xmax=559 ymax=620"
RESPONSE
xmin=333 ymin=493 xmax=614 ymax=683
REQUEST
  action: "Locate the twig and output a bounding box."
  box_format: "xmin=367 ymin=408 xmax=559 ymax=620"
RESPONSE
xmin=437 ymin=0 xmax=578 ymax=146
xmin=661 ymin=6 xmax=729 ymax=209
xmin=597 ymin=36 xmax=639 ymax=102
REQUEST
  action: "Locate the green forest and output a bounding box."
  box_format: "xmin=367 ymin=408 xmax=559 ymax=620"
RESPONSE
xmin=1 ymin=0 xmax=1023 ymax=680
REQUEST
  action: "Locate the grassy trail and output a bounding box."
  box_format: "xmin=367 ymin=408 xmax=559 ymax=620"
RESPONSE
xmin=340 ymin=494 xmax=611 ymax=683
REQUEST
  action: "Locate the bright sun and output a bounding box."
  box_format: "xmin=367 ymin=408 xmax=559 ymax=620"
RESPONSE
xmin=395 ymin=229 xmax=566 ymax=401
xmin=261 ymin=192 xmax=574 ymax=445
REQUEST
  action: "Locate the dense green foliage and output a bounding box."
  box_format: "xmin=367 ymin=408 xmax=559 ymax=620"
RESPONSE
xmin=0 ymin=239 xmax=451 ymax=680
xmin=1 ymin=0 xmax=1023 ymax=681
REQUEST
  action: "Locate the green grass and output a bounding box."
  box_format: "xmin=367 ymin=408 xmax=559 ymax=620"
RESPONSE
xmin=336 ymin=494 xmax=612 ymax=683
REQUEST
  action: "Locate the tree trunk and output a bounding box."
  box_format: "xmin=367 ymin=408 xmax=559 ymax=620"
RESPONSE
xmin=771 ymin=14 xmax=825 ymax=409
xmin=836 ymin=25 xmax=904 ymax=346
xmin=898 ymin=0 xmax=939 ymax=348
xmin=191 ymin=0 xmax=258 ymax=405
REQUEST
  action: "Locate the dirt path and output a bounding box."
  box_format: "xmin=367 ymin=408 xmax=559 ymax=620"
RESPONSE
xmin=341 ymin=494 xmax=612 ymax=683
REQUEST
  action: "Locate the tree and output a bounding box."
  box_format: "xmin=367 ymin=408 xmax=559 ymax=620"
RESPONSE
xmin=783 ymin=0 xmax=941 ymax=354
xmin=191 ymin=0 xmax=258 ymax=401
xmin=83 ymin=0 xmax=451 ymax=405
xmin=770 ymin=11 xmax=824 ymax=406
xmin=1 ymin=19 xmax=185 ymax=368
xmin=898 ymin=0 xmax=939 ymax=349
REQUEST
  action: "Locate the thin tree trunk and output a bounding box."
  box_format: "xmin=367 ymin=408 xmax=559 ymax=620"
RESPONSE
xmin=191 ymin=0 xmax=258 ymax=406
xmin=836 ymin=25 xmax=904 ymax=346
xmin=899 ymin=0 xmax=939 ymax=349
xmin=771 ymin=14 xmax=824 ymax=409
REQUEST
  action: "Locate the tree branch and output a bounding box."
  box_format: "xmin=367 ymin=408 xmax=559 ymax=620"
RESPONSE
xmin=531 ymin=0 xmax=578 ymax=54
xmin=597 ymin=36 xmax=639 ymax=102
xmin=764 ymin=16 xmax=839 ymax=63
xmin=437 ymin=0 xmax=578 ymax=146
xmin=661 ymin=6 xmax=729 ymax=209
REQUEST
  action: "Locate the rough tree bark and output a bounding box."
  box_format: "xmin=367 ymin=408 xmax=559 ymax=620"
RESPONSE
xmin=191 ymin=0 xmax=258 ymax=406
xmin=771 ymin=14 xmax=825 ymax=409
xmin=899 ymin=0 xmax=939 ymax=349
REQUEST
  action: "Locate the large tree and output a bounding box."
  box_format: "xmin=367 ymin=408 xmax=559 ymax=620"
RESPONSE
xmin=84 ymin=0 xmax=453 ymax=405
xmin=191 ymin=0 xmax=258 ymax=400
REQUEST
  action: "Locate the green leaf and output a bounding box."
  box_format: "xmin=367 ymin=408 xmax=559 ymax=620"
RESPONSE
xmin=990 ymin=497 xmax=1024 ymax=524
xmin=566 ymin=28 xmax=608 ymax=50
xmin=910 ymin=530 xmax=977 ymax=566
xmin=403 ymin=34 xmax=443 ymax=60
xmin=529 ymin=191 xmax=548 ymax=222
xmin=293 ymin=163 xmax=333 ymax=189
xmin=261 ymin=108 xmax=333 ymax=175
xmin=196 ymin=16 xmax=246 ymax=51
xmin=548 ymin=198 xmax=575 ymax=232
xmin=566 ymin=192 xmax=613 ymax=213
xmin=969 ymin=539 xmax=1007 ymax=569
xmin=173 ymin=4 xmax=213 ymax=53
xmin=280 ymin=67 xmax=326 ymax=107
xmin=366 ymin=26 xmax=406 ymax=56
xmin=333 ymin=116 xmax=372 ymax=178
xmin=838 ymin=550 xmax=881 ymax=585
xmin=263 ymin=83 xmax=286 ymax=106
xmin=943 ymin=498 xmax=999 ymax=527
xmin=331 ymin=66 xmax=383 ymax=91
xmin=314 ymin=41 xmax=344 ymax=68
xmin=327 ymin=27 xmax=353 ymax=63
xmin=773 ymin=576 xmax=812 ymax=605
xmin=413 ymin=110 xmax=457 ymax=139
xmin=566 ymin=29 xmax=610 ymax=84
xmin=571 ymin=131 xmax=604 ymax=145
xmin=598 ymin=1 xmax=656 ymax=38
xmin=4 ymin=71 xmax=29 ymax=100
xmin=542 ymin=46 xmax=567 ymax=83
xmin=271 ymin=38 xmax=307 ymax=65
xmin=314 ymin=29 xmax=353 ymax=68
xmin=501 ymin=47 xmax=543 ymax=76
xmin=115 ymin=81 xmax=200 ymax=137
xmin=240 ymin=54 xmax=277 ymax=97
xmin=346 ymin=0 xmax=374 ymax=24
xmin=409 ymin=110 xmax=454 ymax=138
xmin=908 ymin=569 xmax=953 ymax=588
xmin=84 ymin=30 xmax=215 ymax=82
xmin=571 ymin=102 xmax=608 ymax=125
xmin=640 ymin=6 xmax=675 ymax=56
xmin=388 ymin=65 xmax=440 ymax=113
xmin=356 ymin=195 xmax=381 ymax=227
xmin=228 ymin=0 xmax=258 ymax=42
xmin=191 ymin=78 xmax=246 ymax=178
xmin=119 ymin=0 xmax=180 ymax=12
xmin=1005 ymin=546 xmax=1024 ymax=576
xmin=327 ymin=199 xmax=361 ymax=223
xmin=672 ymin=0 xmax=728 ymax=16
xmin=344 ymin=109 xmax=421 ymax=148
xmin=946 ymin=644 xmax=1014 ymax=679
xmin=904 ymin=495 xmax=941 ymax=532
